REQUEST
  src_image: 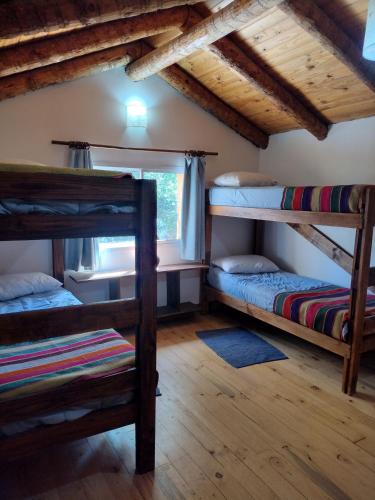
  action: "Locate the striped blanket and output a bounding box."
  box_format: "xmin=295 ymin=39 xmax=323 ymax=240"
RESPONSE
xmin=0 ymin=329 xmax=135 ymax=400
xmin=274 ymin=286 xmax=375 ymax=342
xmin=281 ymin=185 xmax=363 ymax=213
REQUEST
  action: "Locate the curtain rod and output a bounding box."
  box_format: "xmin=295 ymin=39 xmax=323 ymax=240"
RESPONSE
xmin=51 ymin=140 xmax=218 ymax=157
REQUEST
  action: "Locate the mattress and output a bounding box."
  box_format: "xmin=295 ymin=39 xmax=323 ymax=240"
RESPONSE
xmin=209 ymin=185 xmax=363 ymax=213
xmin=207 ymin=267 xmax=329 ymax=311
xmin=209 ymin=186 xmax=285 ymax=209
xmin=0 ymin=288 xmax=135 ymax=436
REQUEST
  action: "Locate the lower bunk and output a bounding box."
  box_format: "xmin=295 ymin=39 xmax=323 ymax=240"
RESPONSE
xmin=205 ymin=267 xmax=375 ymax=394
xmin=0 ymin=274 xmax=157 ymax=471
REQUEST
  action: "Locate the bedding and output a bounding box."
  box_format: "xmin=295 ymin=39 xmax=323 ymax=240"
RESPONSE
xmin=207 ymin=267 xmax=329 ymax=312
xmin=0 ymin=287 xmax=80 ymax=315
xmin=274 ymin=287 xmax=375 ymax=342
xmin=212 ymin=255 xmax=279 ymax=274
xmin=0 ymin=329 xmax=135 ymax=436
xmin=209 ymin=185 xmax=364 ymax=213
xmin=0 ymin=272 xmax=62 ymax=302
xmin=213 ymin=171 xmax=277 ymax=187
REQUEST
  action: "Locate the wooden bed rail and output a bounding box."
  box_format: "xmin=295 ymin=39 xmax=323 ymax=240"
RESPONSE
xmin=0 ymin=368 xmax=137 ymax=426
xmin=0 ymin=298 xmax=140 ymax=344
xmin=0 ymin=171 xmax=137 ymax=202
xmin=0 ymin=213 xmax=137 ymax=241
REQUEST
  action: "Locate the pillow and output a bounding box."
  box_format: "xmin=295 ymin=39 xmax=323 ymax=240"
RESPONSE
xmin=0 ymin=159 xmax=46 ymax=166
xmin=212 ymin=255 xmax=279 ymax=274
xmin=0 ymin=272 xmax=62 ymax=301
xmin=214 ymin=171 xmax=277 ymax=187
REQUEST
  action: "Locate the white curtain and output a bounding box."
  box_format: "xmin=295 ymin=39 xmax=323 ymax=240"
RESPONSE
xmin=64 ymin=144 xmax=98 ymax=271
xmin=180 ymin=154 xmax=206 ymax=261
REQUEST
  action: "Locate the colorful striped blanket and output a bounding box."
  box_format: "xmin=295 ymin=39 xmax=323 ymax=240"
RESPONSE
xmin=0 ymin=329 xmax=135 ymax=400
xmin=274 ymin=286 xmax=375 ymax=342
xmin=281 ymin=185 xmax=363 ymax=213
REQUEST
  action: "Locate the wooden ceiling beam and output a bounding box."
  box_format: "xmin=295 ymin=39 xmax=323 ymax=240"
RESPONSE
xmin=126 ymin=0 xmax=284 ymax=81
xmin=185 ymin=7 xmax=328 ymax=140
xmin=279 ymin=0 xmax=375 ymax=93
xmin=158 ymin=65 xmax=269 ymax=148
xmin=0 ymin=7 xmax=191 ymax=78
xmin=0 ymin=0 xmax=201 ymax=49
xmin=0 ymin=43 xmax=146 ymax=102
xmin=0 ymin=40 xmax=268 ymax=148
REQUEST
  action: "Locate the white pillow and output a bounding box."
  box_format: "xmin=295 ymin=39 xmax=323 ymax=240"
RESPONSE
xmin=214 ymin=171 xmax=277 ymax=187
xmin=212 ymin=255 xmax=279 ymax=274
xmin=0 ymin=272 xmax=62 ymax=301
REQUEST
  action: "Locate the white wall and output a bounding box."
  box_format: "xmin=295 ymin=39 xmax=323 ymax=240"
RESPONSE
xmin=259 ymin=117 xmax=375 ymax=287
xmin=0 ymin=68 xmax=258 ymax=304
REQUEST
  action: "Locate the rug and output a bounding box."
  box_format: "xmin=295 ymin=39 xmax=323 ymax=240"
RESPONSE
xmin=196 ymin=327 xmax=287 ymax=368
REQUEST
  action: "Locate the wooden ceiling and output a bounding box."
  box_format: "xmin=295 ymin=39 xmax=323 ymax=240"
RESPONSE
xmin=0 ymin=0 xmax=374 ymax=148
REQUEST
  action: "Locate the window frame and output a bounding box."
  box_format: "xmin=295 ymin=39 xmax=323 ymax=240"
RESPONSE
xmin=94 ymin=162 xmax=184 ymax=250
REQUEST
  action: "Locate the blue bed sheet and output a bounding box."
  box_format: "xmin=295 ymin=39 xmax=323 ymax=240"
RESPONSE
xmin=207 ymin=267 xmax=330 ymax=311
xmin=0 ymin=287 xmax=81 ymax=314
xmin=0 ymin=200 xmax=135 ymax=215
xmin=209 ymin=186 xmax=285 ymax=209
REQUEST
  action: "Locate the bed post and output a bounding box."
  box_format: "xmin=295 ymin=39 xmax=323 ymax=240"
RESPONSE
xmin=135 ymin=179 xmax=157 ymax=474
xmin=52 ymin=239 xmax=65 ymax=283
xmin=344 ymin=188 xmax=375 ymax=395
xmin=202 ymin=189 xmax=213 ymax=313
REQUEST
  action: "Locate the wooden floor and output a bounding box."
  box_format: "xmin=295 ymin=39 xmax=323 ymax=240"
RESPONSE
xmin=2 ymin=310 xmax=375 ymax=500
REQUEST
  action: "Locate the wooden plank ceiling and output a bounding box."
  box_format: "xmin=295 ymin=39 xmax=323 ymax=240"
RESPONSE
xmin=0 ymin=0 xmax=374 ymax=148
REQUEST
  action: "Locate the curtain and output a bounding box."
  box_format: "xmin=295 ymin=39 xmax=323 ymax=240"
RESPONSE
xmin=180 ymin=154 xmax=206 ymax=261
xmin=64 ymin=144 xmax=99 ymax=271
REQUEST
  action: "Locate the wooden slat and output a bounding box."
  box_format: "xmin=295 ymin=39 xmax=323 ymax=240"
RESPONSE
xmin=159 ymin=64 xmax=269 ymax=148
xmin=288 ymin=223 xmax=353 ymax=273
xmin=0 ymin=403 xmax=136 ymax=463
xmin=362 ymin=332 xmax=375 ymax=352
xmin=126 ymin=0 xmax=284 ymax=81
xmin=279 ymin=0 xmax=375 ymax=93
xmin=0 ymin=7 xmax=191 ymax=77
xmin=52 ymin=239 xmax=65 ymax=283
xmin=209 ymin=205 xmax=362 ymax=228
xmin=0 ymin=171 xmax=137 ymax=201
xmin=206 ymin=285 xmax=350 ymax=357
xmin=0 ymin=0 xmax=201 ymax=48
xmin=0 ymin=369 xmax=136 ymax=426
xmin=0 ymin=214 xmax=136 ymax=241
xmin=0 ymin=298 xmax=140 ymax=344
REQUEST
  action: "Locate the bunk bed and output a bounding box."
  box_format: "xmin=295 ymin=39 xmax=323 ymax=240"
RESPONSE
xmin=205 ymin=184 xmax=375 ymax=395
xmin=0 ymin=166 xmax=157 ymax=473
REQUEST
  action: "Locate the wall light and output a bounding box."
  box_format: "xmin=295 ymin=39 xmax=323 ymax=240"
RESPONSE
xmin=126 ymin=100 xmax=147 ymax=128
xmin=363 ymin=0 xmax=375 ymax=61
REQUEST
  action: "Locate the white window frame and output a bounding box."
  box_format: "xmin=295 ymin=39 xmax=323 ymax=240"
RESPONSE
xmin=94 ymin=162 xmax=184 ymax=251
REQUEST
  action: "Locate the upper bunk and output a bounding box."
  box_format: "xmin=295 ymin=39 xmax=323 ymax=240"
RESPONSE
xmin=0 ymin=163 xmax=142 ymax=241
xmin=208 ymin=184 xmax=375 ymax=229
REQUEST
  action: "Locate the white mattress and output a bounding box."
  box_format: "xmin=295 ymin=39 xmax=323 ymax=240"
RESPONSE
xmin=209 ymin=186 xmax=285 ymax=209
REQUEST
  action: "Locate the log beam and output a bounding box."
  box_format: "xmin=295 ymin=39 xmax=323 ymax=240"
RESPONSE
xmin=279 ymin=0 xmax=375 ymax=93
xmin=0 ymin=43 xmax=146 ymax=102
xmin=0 ymin=7 xmax=191 ymax=78
xmin=0 ymin=40 xmax=268 ymax=148
xmin=0 ymin=0 xmax=201 ymax=49
xmin=187 ymin=7 xmax=328 ymax=140
xmin=126 ymin=0 xmax=284 ymax=81
xmin=158 ymin=64 xmax=269 ymax=148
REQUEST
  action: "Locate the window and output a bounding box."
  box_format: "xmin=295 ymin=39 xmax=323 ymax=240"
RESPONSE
xmin=95 ymin=165 xmax=184 ymax=250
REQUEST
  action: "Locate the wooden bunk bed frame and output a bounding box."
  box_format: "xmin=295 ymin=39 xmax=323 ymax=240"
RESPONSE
xmin=0 ymin=170 xmax=157 ymax=473
xmin=204 ymin=187 xmax=375 ymax=395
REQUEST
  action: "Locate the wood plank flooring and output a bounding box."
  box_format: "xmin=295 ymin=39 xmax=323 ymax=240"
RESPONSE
xmin=2 ymin=310 xmax=375 ymax=500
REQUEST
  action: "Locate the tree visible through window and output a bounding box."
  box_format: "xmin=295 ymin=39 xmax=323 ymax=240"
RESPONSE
xmin=96 ymin=166 xmax=183 ymax=248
